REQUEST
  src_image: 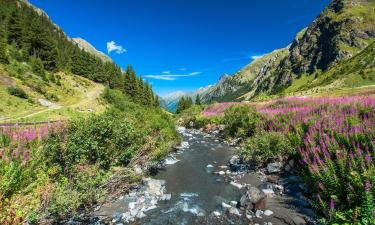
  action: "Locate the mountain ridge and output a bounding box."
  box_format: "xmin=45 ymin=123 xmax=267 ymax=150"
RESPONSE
xmin=199 ymin=0 xmax=375 ymax=103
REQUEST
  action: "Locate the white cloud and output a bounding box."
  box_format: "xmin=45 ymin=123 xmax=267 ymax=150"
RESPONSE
xmin=144 ymin=75 xmax=176 ymax=81
xmin=107 ymin=41 xmax=126 ymax=54
xmin=251 ymin=54 xmax=264 ymax=60
xmin=189 ymin=71 xmax=201 ymax=76
xmin=179 ymin=68 xmax=187 ymax=71
xmin=144 ymin=71 xmax=202 ymax=81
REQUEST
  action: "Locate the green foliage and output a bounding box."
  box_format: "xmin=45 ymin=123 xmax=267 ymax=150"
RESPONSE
xmin=195 ymin=94 xmax=201 ymax=105
xmin=43 ymin=110 xmax=144 ymax=172
xmin=222 ymin=105 xmax=261 ymax=138
xmin=7 ymin=86 xmax=28 ymax=99
xmin=239 ymin=132 xmax=295 ymax=165
xmin=30 ymin=56 xmax=46 ymax=80
xmin=176 ymin=96 xmax=193 ymax=114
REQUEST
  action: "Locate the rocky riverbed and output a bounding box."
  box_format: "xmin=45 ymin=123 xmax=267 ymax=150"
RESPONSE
xmin=74 ymin=126 xmax=318 ymax=225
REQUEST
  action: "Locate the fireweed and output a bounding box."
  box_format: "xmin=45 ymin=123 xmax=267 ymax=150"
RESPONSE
xmin=202 ymin=96 xmax=374 ymax=221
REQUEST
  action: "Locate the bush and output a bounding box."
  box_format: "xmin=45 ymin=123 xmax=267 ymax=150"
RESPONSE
xmin=222 ymin=105 xmax=261 ymax=138
xmin=7 ymin=86 xmax=28 ymax=99
xmin=43 ymin=110 xmax=144 ymax=172
xmin=239 ymin=132 xmax=295 ymax=165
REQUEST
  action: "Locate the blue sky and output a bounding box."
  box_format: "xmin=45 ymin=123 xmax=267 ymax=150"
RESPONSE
xmin=30 ymin=0 xmax=330 ymax=96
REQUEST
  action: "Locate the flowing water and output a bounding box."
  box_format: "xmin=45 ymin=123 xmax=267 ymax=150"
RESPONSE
xmin=96 ymin=127 xmax=246 ymax=225
xmin=138 ymin=128 xmax=242 ymax=224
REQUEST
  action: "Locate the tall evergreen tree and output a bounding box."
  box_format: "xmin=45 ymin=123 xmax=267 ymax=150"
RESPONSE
xmin=195 ymin=94 xmax=201 ymax=105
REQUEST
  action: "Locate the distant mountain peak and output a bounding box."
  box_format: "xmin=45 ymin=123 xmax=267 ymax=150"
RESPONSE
xmin=72 ymin=38 xmax=113 ymax=63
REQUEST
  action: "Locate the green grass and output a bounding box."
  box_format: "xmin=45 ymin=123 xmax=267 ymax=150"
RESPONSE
xmin=0 ymin=62 xmax=106 ymax=122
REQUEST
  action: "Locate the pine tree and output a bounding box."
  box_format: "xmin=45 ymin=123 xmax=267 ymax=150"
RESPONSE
xmin=30 ymin=56 xmax=47 ymax=80
xmin=195 ymin=94 xmax=201 ymax=105
xmin=0 ymin=24 xmax=8 ymax=64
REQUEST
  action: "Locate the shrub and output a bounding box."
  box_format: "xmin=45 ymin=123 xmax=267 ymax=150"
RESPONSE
xmin=239 ymin=132 xmax=295 ymax=165
xmin=7 ymin=86 xmax=28 ymax=99
xmin=222 ymin=105 xmax=261 ymax=138
xmin=43 ymin=110 xmax=144 ymax=172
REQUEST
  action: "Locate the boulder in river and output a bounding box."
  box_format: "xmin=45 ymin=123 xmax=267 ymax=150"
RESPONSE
xmin=267 ymin=162 xmax=283 ymax=173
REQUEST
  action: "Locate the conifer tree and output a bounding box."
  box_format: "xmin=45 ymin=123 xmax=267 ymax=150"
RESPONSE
xmin=195 ymin=94 xmax=201 ymax=105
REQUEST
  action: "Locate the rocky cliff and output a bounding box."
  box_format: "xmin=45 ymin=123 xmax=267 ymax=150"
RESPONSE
xmin=201 ymin=0 xmax=375 ymax=102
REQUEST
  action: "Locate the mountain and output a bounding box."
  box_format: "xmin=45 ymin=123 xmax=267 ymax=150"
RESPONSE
xmin=200 ymin=0 xmax=375 ymax=102
xmin=161 ymin=91 xmax=186 ymax=112
xmin=72 ymin=38 xmax=112 ymax=63
xmin=161 ymin=85 xmax=213 ymax=112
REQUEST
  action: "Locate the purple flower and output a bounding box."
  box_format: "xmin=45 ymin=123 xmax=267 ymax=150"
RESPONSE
xmin=329 ymin=199 xmax=335 ymax=210
xmin=365 ymin=180 xmax=371 ymax=192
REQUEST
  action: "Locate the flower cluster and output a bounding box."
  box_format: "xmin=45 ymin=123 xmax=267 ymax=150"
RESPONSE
xmin=202 ymin=96 xmax=375 ymax=217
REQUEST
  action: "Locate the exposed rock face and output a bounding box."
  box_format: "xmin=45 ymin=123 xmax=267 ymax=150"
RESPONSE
xmin=273 ymin=0 xmax=375 ymax=91
xmin=72 ymin=38 xmax=113 ymax=63
xmin=200 ymin=0 xmax=375 ymax=102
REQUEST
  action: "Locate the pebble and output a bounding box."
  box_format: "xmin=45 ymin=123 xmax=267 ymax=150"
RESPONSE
xmin=255 ymin=210 xmax=263 ymax=218
xmin=230 ymin=201 xmax=238 ymax=206
xmin=264 ymin=209 xmax=274 ymax=216
xmin=213 ymin=211 xmax=221 ymax=217
xmin=262 ymin=189 xmax=275 ymax=197
xmin=230 ymin=181 xmax=243 ymax=189
xmin=222 ymin=202 xmax=231 ymax=208
xmin=207 ymin=164 xmax=214 ymax=168
xmin=218 ymin=171 xmax=225 ymax=175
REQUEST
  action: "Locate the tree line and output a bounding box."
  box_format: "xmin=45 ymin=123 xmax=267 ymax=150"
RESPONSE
xmin=176 ymin=94 xmax=201 ymax=113
xmin=0 ymin=0 xmax=158 ymax=107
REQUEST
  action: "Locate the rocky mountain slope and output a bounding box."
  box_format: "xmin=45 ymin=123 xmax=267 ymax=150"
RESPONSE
xmin=200 ymin=0 xmax=375 ymax=103
xmin=72 ymin=38 xmax=112 ymax=63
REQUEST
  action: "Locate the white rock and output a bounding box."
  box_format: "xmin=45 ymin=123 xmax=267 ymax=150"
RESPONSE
xmin=246 ymin=214 xmax=253 ymax=220
xmin=230 ymin=181 xmax=243 ymax=189
xmin=229 ymin=207 xmax=241 ymax=216
xmin=218 ymin=171 xmax=225 ymax=175
xmin=255 ymin=210 xmax=263 ymax=218
xmin=262 ymin=189 xmax=275 ymax=197
xmin=230 ymin=201 xmax=238 ymax=206
xmin=136 ymin=211 xmax=146 ymax=218
xmin=213 ymin=211 xmax=221 ymax=217
xmin=264 ymin=209 xmax=274 ymax=216
xmin=222 ymin=202 xmax=231 ymax=208
xmin=206 ymin=164 xmax=214 ymax=168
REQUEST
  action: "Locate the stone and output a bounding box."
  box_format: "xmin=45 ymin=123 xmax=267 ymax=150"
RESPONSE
xmin=206 ymin=164 xmax=214 ymax=168
xmin=264 ymin=209 xmax=273 ymax=216
xmin=289 ymin=159 xmax=295 ymax=167
xmin=222 ymin=202 xmax=231 ymax=208
xmin=134 ymin=165 xmax=143 ymax=174
xmin=229 ymin=155 xmax=240 ymax=165
xmin=229 ymin=207 xmax=241 ymax=216
xmin=292 ymin=216 xmax=306 ymax=225
xmin=267 ymin=175 xmax=278 ymax=184
xmin=285 ymin=164 xmax=291 ymax=172
xmin=262 ymin=189 xmax=275 ymax=197
xmin=240 ymin=194 xmax=249 ymax=207
xmin=255 ymin=210 xmax=263 ymax=218
xmin=230 ymin=181 xmax=243 ymax=189
xmin=254 ymin=197 xmax=267 ymax=210
xmin=246 ymin=214 xmax=252 ymax=220
xmin=248 ymin=187 xmax=266 ymax=204
xmin=230 ymin=201 xmax=238 ymax=206
xmin=267 ymin=162 xmax=282 ymax=173
xmin=213 ymin=211 xmax=221 ymax=217
xmin=218 ymin=171 xmax=225 ymax=175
